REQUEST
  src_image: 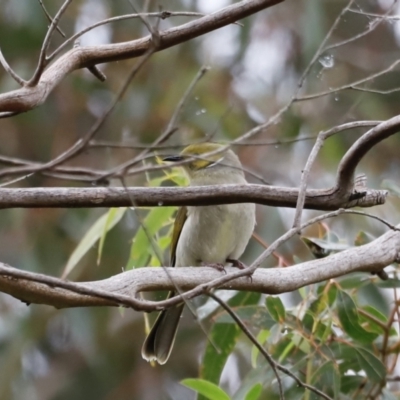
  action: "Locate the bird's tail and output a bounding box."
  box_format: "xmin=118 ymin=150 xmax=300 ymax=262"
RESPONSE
xmin=142 ymin=293 xmax=184 ymax=365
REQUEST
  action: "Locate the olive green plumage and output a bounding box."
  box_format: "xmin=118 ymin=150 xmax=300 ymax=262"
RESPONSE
xmin=141 ymin=143 xmax=255 ymax=364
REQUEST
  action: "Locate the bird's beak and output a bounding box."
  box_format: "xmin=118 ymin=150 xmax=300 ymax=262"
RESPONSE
xmin=162 ymin=155 xmax=184 ymax=162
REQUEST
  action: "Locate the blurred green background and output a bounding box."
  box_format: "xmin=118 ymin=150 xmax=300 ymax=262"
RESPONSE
xmin=0 ymin=0 xmax=400 ymax=399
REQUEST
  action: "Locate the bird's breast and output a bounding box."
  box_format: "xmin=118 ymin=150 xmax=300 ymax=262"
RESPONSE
xmin=175 ymin=203 xmax=255 ymax=267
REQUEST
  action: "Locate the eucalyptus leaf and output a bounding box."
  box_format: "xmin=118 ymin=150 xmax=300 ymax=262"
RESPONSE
xmin=200 ymin=292 xmax=260 ymax=400
xmin=266 ymin=296 xmax=285 ymax=322
xmin=355 ymin=347 xmax=386 ymax=383
xmin=63 ymin=208 xmax=126 ymax=278
xmin=337 ymin=290 xmax=378 ymax=344
xmin=181 ymin=379 xmax=230 ymax=400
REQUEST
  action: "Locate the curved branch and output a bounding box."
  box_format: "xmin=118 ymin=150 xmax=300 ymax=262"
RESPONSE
xmin=0 ymin=184 xmax=387 ymax=210
xmin=335 ymin=115 xmax=400 ymax=193
xmin=0 ymin=0 xmax=283 ymax=114
xmin=0 ymin=226 xmax=398 ymax=310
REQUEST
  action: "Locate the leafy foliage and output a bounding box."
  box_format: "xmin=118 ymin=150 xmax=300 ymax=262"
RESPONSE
xmin=1 ymin=1 xmax=400 ymax=400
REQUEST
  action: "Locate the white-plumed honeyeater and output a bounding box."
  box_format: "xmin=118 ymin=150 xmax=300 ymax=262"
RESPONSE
xmin=141 ymin=142 xmax=256 ymax=364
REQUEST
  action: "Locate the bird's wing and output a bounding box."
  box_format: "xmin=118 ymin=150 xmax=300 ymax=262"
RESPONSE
xmin=170 ymin=206 xmax=187 ymax=267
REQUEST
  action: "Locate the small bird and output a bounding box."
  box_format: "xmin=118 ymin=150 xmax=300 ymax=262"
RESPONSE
xmin=141 ymin=142 xmax=256 ymax=364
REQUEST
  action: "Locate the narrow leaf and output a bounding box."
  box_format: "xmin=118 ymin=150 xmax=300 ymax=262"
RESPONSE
xmin=200 ymin=292 xmax=260 ymax=400
xmin=63 ymin=208 xmax=126 ymax=278
xmin=128 ymin=207 xmax=175 ymax=269
xmin=355 ymin=347 xmax=386 ymax=383
xmin=251 ymin=329 xmax=269 ymax=368
xmin=98 ymin=207 xmax=127 ymax=264
xmin=244 ymin=383 xmax=262 ymax=400
xmin=266 ymin=296 xmax=285 ymax=322
xmin=181 ymin=379 xmax=230 ymax=400
xmin=337 ymin=290 xmax=378 ymax=344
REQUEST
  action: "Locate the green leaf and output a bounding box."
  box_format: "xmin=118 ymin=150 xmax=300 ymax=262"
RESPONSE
xmin=341 ymin=375 xmax=365 ymax=394
xmin=244 ymin=383 xmax=262 ymax=400
xmin=327 ymin=282 xmax=337 ymax=306
xmin=181 ymin=379 xmax=230 ymax=400
xmin=355 ymin=347 xmax=386 ymax=383
xmin=266 ymin=296 xmax=285 ymax=322
xmin=291 ymin=332 xmax=310 ymax=354
xmin=201 ymin=323 xmax=239 ymax=392
xmin=316 ymin=281 xmax=337 ymax=307
xmin=337 ymin=290 xmax=378 ymax=344
xmin=338 ymin=273 xmax=371 ymax=290
xmin=377 ymin=279 xmax=400 ymax=288
xmin=359 ymin=305 xmax=387 ymax=335
xmin=311 ymin=360 xmax=340 ymax=398
xmin=127 ymin=207 xmax=175 ymax=269
xmin=63 ymin=208 xmax=126 ymax=278
xmin=200 ymin=292 xmax=260 ymax=400
xmin=98 ymin=208 xmax=127 ymax=265
xmin=315 ymin=320 xmax=333 ymax=343
xmin=251 ymin=329 xmax=269 ymax=368
xmin=278 ymin=333 xmax=296 ymax=363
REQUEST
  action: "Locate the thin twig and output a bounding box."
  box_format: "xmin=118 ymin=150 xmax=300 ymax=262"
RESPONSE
xmin=37 ymin=0 xmax=67 ymax=38
xmin=0 ymin=48 xmax=27 ymax=86
xmin=296 ymin=0 xmax=356 ymax=91
xmin=88 ymin=135 xmax=319 ymax=150
xmin=295 ymin=59 xmax=400 ymax=102
xmin=292 ymin=121 xmax=381 ymax=228
xmin=325 ymin=1 xmax=397 ymax=52
xmin=165 ymin=65 xmax=210 ymax=135
xmin=27 ymin=0 xmax=73 ymax=87
xmin=350 ymin=86 xmax=400 ymax=95
xmin=0 ymin=49 xmax=156 ymax=180
xmin=210 ymin=293 xmax=333 ymax=400
xmin=91 ymin=65 xmax=210 ymax=183
xmin=210 ymin=293 xmax=284 ymax=399
xmin=49 ymin=11 xmax=208 ymax=61
xmin=123 ymin=65 xmax=209 ymax=173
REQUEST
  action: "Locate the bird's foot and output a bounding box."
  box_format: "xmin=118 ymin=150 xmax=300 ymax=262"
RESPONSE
xmin=227 ymin=258 xmax=253 ymax=282
xmin=203 ymin=262 xmax=226 ymax=273
xmin=226 ymin=258 xmax=247 ymax=270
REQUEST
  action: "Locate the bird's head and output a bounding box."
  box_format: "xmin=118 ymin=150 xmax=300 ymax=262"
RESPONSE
xmin=163 ymin=142 xmax=245 ymax=185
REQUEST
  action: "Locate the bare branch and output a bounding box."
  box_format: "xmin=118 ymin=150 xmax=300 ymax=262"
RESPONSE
xmin=164 ymin=65 xmax=209 ymax=135
xmin=335 ymin=115 xmax=400 ymax=193
xmin=0 ymin=50 xmax=155 ymax=180
xmin=295 ymin=59 xmax=400 ymax=102
xmin=209 ymin=293 xmax=284 ymax=398
xmin=0 ymin=48 xmax=27 ymax=86
xmin=0 ymin=184 xmax=387 ymax=210
xmin=49 ymin=11 xmax=208 ymax=60
xmin=0 ymin=223 xmax=398 ymax=310
xmin=27 ymin=0 xmax=73 ymax=87
xmin=210 ymin=293 xmax=333 ymax=400
xmin=296 ymin=0 xmax=355 ymax=90
xmin=292 ymin=120 xmax=381 ymax=228
xmin=37 ymin=0 xmax=67 ymax=38
xmin=325 ymin=1 xmax=397 ymax=52
xmin=0 ymin=0 xmax=283 ymax=114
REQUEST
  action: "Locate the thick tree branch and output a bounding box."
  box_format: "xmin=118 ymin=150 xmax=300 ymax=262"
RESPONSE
xmin=335 ymin=114 xmax=400 ymax=193
xmin=0 ymin=0 xmax=283 ymax=114
xmin=0 ymin=112 xmax=396 ymax=209
xmin=0 ymin=225 xmax=398 ymax=310
xmin=0 ymin=184 xmax=387 ymax=210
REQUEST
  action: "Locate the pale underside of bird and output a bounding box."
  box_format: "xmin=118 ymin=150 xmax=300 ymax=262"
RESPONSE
xmin=142 ymin=143 xmax=256 ymax=364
